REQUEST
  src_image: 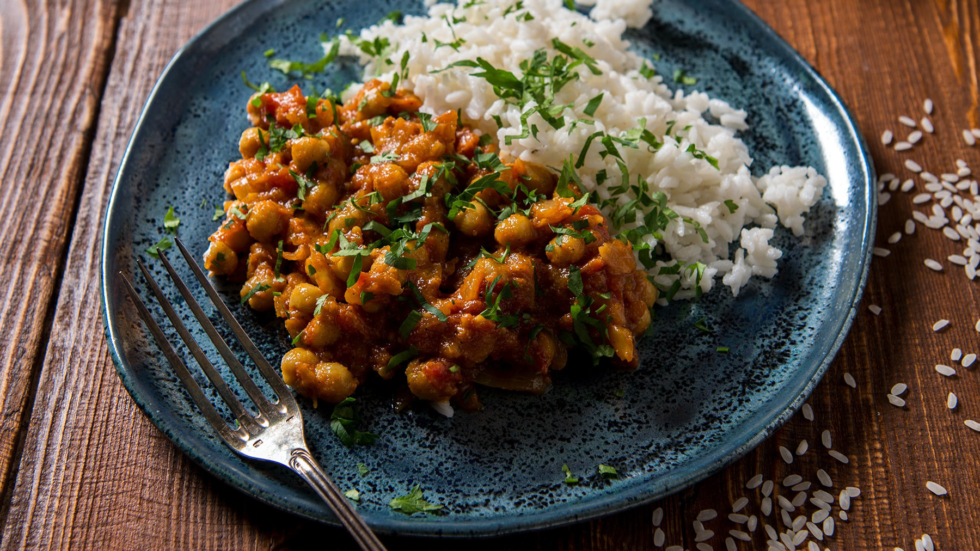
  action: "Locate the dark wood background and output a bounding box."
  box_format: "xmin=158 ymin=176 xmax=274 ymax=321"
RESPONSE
xmin=1 ymin=0 xmax=979 ymax=548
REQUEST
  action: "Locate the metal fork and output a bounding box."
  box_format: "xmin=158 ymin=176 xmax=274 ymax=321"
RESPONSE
xmin=119 ymin=237 xmax=386 ymax=551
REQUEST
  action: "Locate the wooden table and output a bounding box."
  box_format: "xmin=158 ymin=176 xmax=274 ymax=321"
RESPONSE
xmin=1 ymin=0 xmax=979 ymax=548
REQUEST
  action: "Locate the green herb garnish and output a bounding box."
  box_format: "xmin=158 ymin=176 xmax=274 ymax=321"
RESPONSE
xmin=330 ymin=397 xmax=379 ymax=447
xmin=388 ymin=484 xmax=443 ymax=515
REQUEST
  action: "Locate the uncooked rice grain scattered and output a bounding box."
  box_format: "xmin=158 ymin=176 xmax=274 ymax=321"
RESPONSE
xmin=846 ymin=487 xmax=861 ymax=497
xmin=966 ymin=130 xmax=978 ymax=146
xmin=779 ymin=446 xmax=794 ymax=464
xmin=900 ymin=116 xmax=917 ymax=127
xmin=888 ymin=394 xmax=906 ymax=407
xmin=821 ymin=430 xmax=832 ymax=448
xmin=895 ymin=142 xmax=913 ymax=151
xmin=966 ymin=420 xmax=980 ymax=432
xmin=791 ymin=492 xmax=807 ymax=508
xmin=925 ymin=259 xmax=944 ymax=271
xmin=813 ymin=489 xmax=834 ymax=503
xmin=732 ymin=497 xmax=749 ymax=512
xmin=653 ymin=507 xmax=664 ymax=526
xmin=935 ymin=364 xmax=956 ymax=377
xmin=926 ymin=481 xmax=947 ymax=496
xmin=951 ymin=348 xmax=962 ymax=361
xmin=816 ymin=469 xmax=833 ymax=488
xmin=924 ymin=99 xmax=934 ymax=114
xmin=923 ymin=534 xmax=935 ymax=551
xmin=783 ymin=474 xmax=803 ymax=487
xmin=906 ymin=160 xmax=923 ymax=172
xmin=697 ymin=509 xmax=718 ymax=522
xmin=796 ymin=440 xmax=808 ymax=456
xmin=730 ymin=530 xmax=751 ymax=542
xmin=823 ymin=517 xmax=835 ymax=537
xmin=844 ymin=373 xmax=857 ymax=388
xmin=810 ymin=497 xmax=831 ymax=511
xmin=807 ymin=522 xmax=824 ymax=541
xmin=891 ymin=383 xmax=907 ymax=396
xmin=761 ymin=496 xmax=773 ymax=516
xmin=963 ymin=353 xmax=977 ymax=367
xmin=882 ymin=130 xmax=894 ymax=145
xmin=874 ymin=247 xmax=891 ymax=257
xmin=802 ymin=403 xmax=814 ymax=421
xmin=747 ymin=474 xmax=764 ymax=489
xmin=922 ymin=117 xmax=934 ymax=133
xmin=840 ymin=491 xmax=851 ymax=510
xmin=829 ymin=450 xmax=849 ymax=464
xmin=913 ymin=193 xmax=932 ymax=204
xmin=906 ymin=219 xmax=916 ymax=233
xmin=908 ymin=130 xmax=923 ymax=144
xmin=777 ymin=495 xmax=794 ymax=511
xmin=869 ymin=304 xmax=882 ymax=315
xmin=763 ymin=480 xmax=775 ymax=497
xmin=654 ymin=528 xmax=665 ymax=546
xmin=792 ymin=481 xmax=810 ymax=492
xmin=725 ymin=538 xmax=737 ymax=551
xmin=729 ymin=513 xmax=749 ymax=524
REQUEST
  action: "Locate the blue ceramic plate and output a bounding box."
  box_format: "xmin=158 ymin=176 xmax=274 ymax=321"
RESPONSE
xmin=101 ymin=0 xmax=875 ymax=537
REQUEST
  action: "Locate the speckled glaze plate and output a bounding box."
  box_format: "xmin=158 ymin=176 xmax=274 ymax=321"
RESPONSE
xmin=101 ymin=0 xmax=876 ymax=537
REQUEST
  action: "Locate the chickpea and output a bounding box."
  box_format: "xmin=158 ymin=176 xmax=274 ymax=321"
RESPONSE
xmin=304 ymin=319 xmax=341 ymax=348
xmin=311 ymin=362 xmax=358 ymax=403
xmin=546 ymin=235 xmax=586 ymax=266
xmin=289 ymin=283 xmax=323 ymax=316
xmin=372 ymin=163 xmax=411 ymax=202
xmin=454 ymin=201 xmax=493 ymax=237
xmin=608 ymin=324 xmax=635 ymax=363
xmin=246 ymin=200 xmax=286 ymax=242
xmin=228 ymin=177 xmax=252 ymax=201
xmin=291 ymin=136 xmax=331 ymax=173
xmin=241 ymin=275 xmax=274 ymax=311
xmin=405 ymin=358 xmax=459 ymax=402
xmin=224 ymin=162 xmax=246 ymax=187
xmin=280 ymin=348 xmax=318 ymax=386
xmin=203 ymin=240 xmax=237 ymax=275
xmin=302 ymin=182 xmax=340 ymax=218
xmin=598 ymin=240 xmax=636 ymax=274
xmin=494 ymin=213 xmax=537 ymax=247
xmin=239 ymin=127 xmax=262 ymax=158
xmin=518 ymin=160 xmax=557 ymax=197
xmin=327 ymin=207 xmax=369 ymax=236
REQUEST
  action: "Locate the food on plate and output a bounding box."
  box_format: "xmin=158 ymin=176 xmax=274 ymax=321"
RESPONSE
xmin=206 ymin=0 xmax=827 ymax=412
xmin=206 ymin=82 xmax=657 ymax=409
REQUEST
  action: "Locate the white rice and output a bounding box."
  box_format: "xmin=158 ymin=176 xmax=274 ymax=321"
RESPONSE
xmin=924 ymin=259 xmax=944 ymax=272
xmin=654 ymin=528 xmax=665 ymax=546
xmin=932 ymin=319 xmax=949 ymax=331
xmin=697 ymin=509 xmax=717 ymax=522
xmin=822 ymin=517 xmax=834 ymax=537
xmin=921 ymin=117 xmax=934 ymax=133
xmin=813 ymin=489 xmax=834 ymax=503
xmin=340 ymin=0 xmax=827 ymax=298
xmin=966 ymin=419 xmax=980 ymax=432
xmin=924 ymin=99 xmax=934 ymax=114
xmin=844 ymin=372 xmax=857 ymax=388
xmin=779 ymin=446 xmax=793 ymax=464
xmin=962 ymin=353 xmax=977 ymax=367
xmin=816 ymin=469 xmax=832 ymax=487
xmin=802 ymin=403 xmax=814 ymax=421
xmin=905 ymin=160 xmax=923 ymax=173
xmin=902 ymin=179 xmax=915 ymax=192
xmin=906 ymin=219 xmax=916 ymax=233
xmin=908 ymin=131 xmax=923 ymax=144
xmin=732 ymin=496 xmax=749 ymax=512
xmin=792 ymin=481 xmax=810 ymax=492
xmin=430 ymin=400 xmax=455 ymax=417
xmin=951 ymin=348 xmax=962 ymax=361
xmin=846 ymin=486 xmax=861 ymax=497
xmin=887 ymin=394 xmax=906 ymax=407
xmin=881 ymin=130 xmax=894 ymax=145
xmin=652 ymin=506 xmax=664 ymax=526
xmin=746 ymin=473 xmax=764 ymax=489
xmin=868 ymin=304 xmax=882 ymax=315
xmin=762 ymin=479 xmax=774 ymax=496
xmin=899 ymin=116 xmax=917 ymax=128
xmin=890 ymin=383 xmax=907 ymax=396
xmin=725 ymin=538 xmax=737 ymax=551
xmin=783 ymin=474 xmax=803 ymax=486
xmin=761 ymin=496 xmax=772 ymax=516
xmin=935 ymin=364 xmax=956 ymax=377
xmin=828 ymin=450 xmax=849 ymax=464
xmin=729 ymin=513 xmax=748 ymax=524
xmin=965 ymin=130 xmax=977 ymax=146
xmin=873 ymin=247 xmax=891 ymax=257
xmin=947 ymin=392 xmax=957 ymax=409
xmin=926 ymin=481 xmax=947 ymax=496
xmin=821 ymin=430 xmax=832 ymax=449
xmin=888 ymin=231 xmax=902 ymax=243
xmin=795 ymin=439 xmax=808 ymax=456
xmin=895 ymin=142 xmax=913 ymax=151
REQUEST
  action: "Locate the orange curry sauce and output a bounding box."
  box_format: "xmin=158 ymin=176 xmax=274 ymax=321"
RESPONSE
xmin=205 ymin=80 xmax=657 ymax=410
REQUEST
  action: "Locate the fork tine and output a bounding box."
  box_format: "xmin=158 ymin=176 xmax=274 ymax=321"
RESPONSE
xmin=135 ymin=260 xmax=264 ymax=433
xmin=173 ymin=237 xmax=297 ymax=409
xmin=119 ymin=272 xmax=245 ymax=446
xmin=155 ymin=250 xmax=284 ymax=420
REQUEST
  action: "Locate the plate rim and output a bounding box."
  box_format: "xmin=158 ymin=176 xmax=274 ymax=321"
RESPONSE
xmin=100 ymin=0 xmax=877 ymax=537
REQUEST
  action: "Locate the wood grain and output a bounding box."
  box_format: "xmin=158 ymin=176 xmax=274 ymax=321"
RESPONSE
xmin=2 ymin=0 xmax=980 ymax=549
xmin=0 ymin=0 xmax=121 ymax=512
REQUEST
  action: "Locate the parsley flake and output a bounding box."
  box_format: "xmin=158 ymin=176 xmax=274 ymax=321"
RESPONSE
xmin=330 ymin=397 xmax=379 ymax=447
xmin=388 ymin=484 xmax=443 ymax=515
xmin=561 ymin=463 xmax=578 ymax=485
xmin=240 ymin=283 xmax=270 ymax=305
xmin=598 ymin=464 xmax=619 ymax=480
xmin=163 ymin=206 xmax=180 ymax=233
xmin=344 ymin=489 xmax=360 ymax=502
xmin=146 ymin=238 xmax=173 ymax=258
xmin=370 ymin=151 xmax=400 ymax=164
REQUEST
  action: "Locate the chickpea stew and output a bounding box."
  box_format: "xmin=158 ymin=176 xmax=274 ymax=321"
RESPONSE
xmin=205 ymin=80 xmax=657 ymax=410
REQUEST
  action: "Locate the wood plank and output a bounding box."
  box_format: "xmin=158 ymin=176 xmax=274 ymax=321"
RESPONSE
xmin=0 ymin=0 xmax=121 ymax=510
xmin=4 ymin=0 xmax=980 ymax=548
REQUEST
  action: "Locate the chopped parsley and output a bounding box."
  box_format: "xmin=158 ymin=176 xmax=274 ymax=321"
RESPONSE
xmin=274 ymin=240 xmax=284 ymax=279
xmin=717 ymin=347 xmax=729 ymax=353
xmin=145 ymin=238 xmax=173 ymax=258
xmin=694 ymin=317 xmax=711 ymax=333
xmin=724 ymin=199 xmax=739 ymax=213
xmin=583 ymin=93 xmax=603 ymax=117
xmin=212 ymin=204 xmax=225 ymax=221
xmin=417 ymin=112 xmax=438 ymax=132
xmin=268 ymin=36 xmax=341 ymax=78
xmin=598 ymin=464 xmax=619 ymax=480
xmin=313 ymin=294 xmax=329 ymax=317
xmin=344 ymin=489 xmax=360 ymax=502
xmin=263 ymin=49 xmax=275 ymax=58
xmin=561 ymin=463 xmax=578 ymax=485
xmin=386 ymin=346 xmax=419 ymax=371
xmin=370 ymin=151 xmax=400 ymax=164
xmin=639 ymin=61 xmax=656 ymax=79
xmin=388 ymin=484 xmax=443 ymax=515
xmin=357 ymin=463 xmax=370 ymax=476
xmin=380 ymin=10 xmax=403 ymax=24
xmin=673 ymin=68 xmax=698 ymax=85
xmin=163 ymin=206 xmax=180 ymax=233
xmin=329 ymin=397 xmax=379 ymax=447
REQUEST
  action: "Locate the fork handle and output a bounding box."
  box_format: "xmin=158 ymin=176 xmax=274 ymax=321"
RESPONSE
xmin=289 ymin=449 xmax=387 ymax=551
